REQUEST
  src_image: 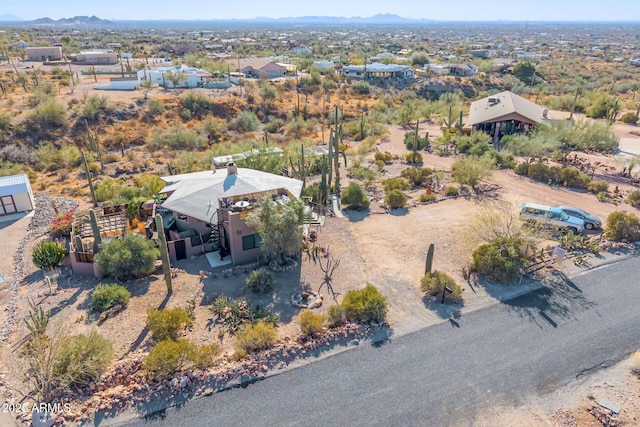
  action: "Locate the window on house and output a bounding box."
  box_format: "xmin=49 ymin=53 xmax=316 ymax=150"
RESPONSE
xmin=242 ymin=233 xmax=261 ymax=251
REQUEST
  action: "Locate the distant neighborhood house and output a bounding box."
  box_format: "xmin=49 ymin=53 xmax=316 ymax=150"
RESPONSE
xmin=137 ymin=66 xmax=211 ymax=88
xmin=467 ymin=90 xmax=546 ymax=143
xmin=70 ymin=50 xmax=118 ymax=65
xmin=228 ymin=58 xmax=287 ymax=79
xmin=25 ymin=46 xmax=62 ymax=61
xmin=339 ymin=62 xmax=414 ymax=80
xmin=427 ymin=62 xmax=479 ymax=77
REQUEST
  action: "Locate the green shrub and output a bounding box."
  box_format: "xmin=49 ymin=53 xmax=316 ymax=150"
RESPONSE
xmin=405 ymin=151 xmax=423 ymax=164
xmin=351 ymin=81 xmax=371 ymax=95
xmin=445 ymin=186 xmax=459 ymax=196
xmin=374 ymin=151 xmax=394 ymax=164
xmin=341 ymin=284 xmax=388 ymax=324
xmin=234 ymin=320 xmax=277 ymax=354
xmin=327 ymin=305 xmax=346 ymax=327
xmin=560 ymin=168 xmax=591 ymax=189
xmin=341 ymin=182 xmax=370 ymax=210
xmin=82 ymin=95 xmax=111 ymax=121
xmin=233 ymin=110 xmax=260 ymax=133
xmin=527 ymin=162 xmax=550 ymax=181
xmin=246 ymin=267 xmax=274 ymax=293
xmin=621 ymin=112 xmax=638 ymax=124
xmin=382 ymin=178 xmax=410 ymax=193
xmin=596 ymin=191 xmax=608 ymax=202
xmin=146 ymin=124 xmax=208 ymax=150
xmin=588 ymin=181 xmax=609 ymax=194
xmin=400 ymin=167 xmax=433 ymax=186
xmin=32 ymin=240 xmax=67 ymax=270
xmin=94 ymin=178 xmax=124 ymax=202
xmin=144 ymin=339 xmax=221 ymax=378
xmin=54 ymin=331 xmax=113 ymax=388
xmin=27 ymin=98 xmax=68 ymax=129
xmin=627 ymin=190 xmax=640 ymax=208
xmin=298 ymin=310 xmax=326 ymax=337
xmin=91 ymin=283 xmax=131 ymax=312
xmin=146 ymin=307 xmax=193 ymax=341
xmin=451 ymin=156 xmax=496 ymax=189
xmin=420 ymin=271 xmax=462 ymax=303
xmin=146 ymin=99 xmax=165 ymax=117
xmin=404 ymin=132 xmax=428 ymax=151
xmin=418 ymin=193 xmax=436 ymax=203
xmin=605 ymin=211 xmax=640 ymax=242
xmin=95 ymin=234 xmax=158 ymax=280
xmin=384 ymin=189 xmax=407 ymax=209
xmin=180 ymin=91 xmax=210 ymax=118
xmin=513 ymin=162 xmax=529 ymax=176
xmin=471 ymin=237 xmax=524 ymax=284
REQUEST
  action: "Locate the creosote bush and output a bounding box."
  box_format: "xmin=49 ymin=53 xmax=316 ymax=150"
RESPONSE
xmin=144 ymin=339 xmax=221 ymax=378
xmin=420 ymin=271 xmax=462 ymax=303
xmin=234 ymin=320 xmax=277 ymax=355
xmin=146 ymin=307 xmax=193 ymax=341
xmin=246 ymin=267 xmax=274 ymax=293
xmin=54 ymin=331 xmax=113 ymax=389
xmin=90 ymin=283 xmax=131 ymax=312
xmin=384 ymin=189 xmax=407 ymax=209
xmin=32 ymin=240 xmax=67 ymax=270
xmin=605 ymin=211 xmax=640 ymax=242
xmin=327 ymin=305 xmax=346 ymax=327
xmin=341 ymin=284 xmax=388 ymax=324
xmin=95 ymin=234 xmax=159 ymax=280
xmin=445 ymin=186 xmax=459 ymax=196
xmin=298 ymin=310 xmax=326 ymax=337
xmin=418 ymin=193 xmax=436 ymax=203
xmin=341 ymin=182 xmax=370 ymax=210
xmin=588 ymin=181 xmax=609 ymax=194
xmin=627 ymin=190 xmax=640 ymax=208
xmin=472 ymin=237 xmax=524 ymax=284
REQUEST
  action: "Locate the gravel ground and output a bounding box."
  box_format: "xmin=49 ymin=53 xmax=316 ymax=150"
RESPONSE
xmin=0 ymin=194 xmax=78 ymax=342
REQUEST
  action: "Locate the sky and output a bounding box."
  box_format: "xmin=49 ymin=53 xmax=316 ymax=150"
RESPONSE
xmin=3 ymin=0 xmax=640 ymax=21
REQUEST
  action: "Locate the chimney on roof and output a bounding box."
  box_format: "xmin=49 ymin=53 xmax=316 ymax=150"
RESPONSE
xmin=227 ymin=162 xmax=237 ymax=176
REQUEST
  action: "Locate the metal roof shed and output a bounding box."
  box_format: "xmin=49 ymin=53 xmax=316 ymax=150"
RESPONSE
xmin=0 ymin=174 xmax=35 ymax=216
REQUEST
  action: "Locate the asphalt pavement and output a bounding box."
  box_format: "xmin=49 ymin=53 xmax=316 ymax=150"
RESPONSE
xmin=117 ymin=257 xmax=640 ymax=427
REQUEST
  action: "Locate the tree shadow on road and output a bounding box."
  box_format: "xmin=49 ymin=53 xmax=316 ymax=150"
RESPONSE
xmin=501 ymin=273 xmax=595 ymax=329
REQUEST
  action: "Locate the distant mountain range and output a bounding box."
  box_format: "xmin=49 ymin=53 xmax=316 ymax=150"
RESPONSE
xmin=8 ymin=13 xmax=431 ymax=27
xmin=25 ymin=16 xmax=114 ymax=27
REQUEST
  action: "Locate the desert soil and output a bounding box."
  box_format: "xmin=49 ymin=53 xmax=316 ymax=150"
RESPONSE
xmin=1 ymin=106 xmax=640 ymax=425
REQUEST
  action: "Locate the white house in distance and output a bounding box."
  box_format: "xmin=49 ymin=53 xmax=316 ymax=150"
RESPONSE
xmin=427 ymin=62 xmax=479 ymax=77
xmin=339 ymin=62 xmax=414 ymax=80
xmin=0 ymin=174 xmax=35 ymax=217
xmin=137 ymin=66 xmax=211 ymax=88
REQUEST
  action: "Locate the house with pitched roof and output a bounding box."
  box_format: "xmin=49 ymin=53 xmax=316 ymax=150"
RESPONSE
xmin=227 ymin=58 xmax=287 ymax=79
xmin=467 ymin=91 xmax=546 ymax=143
xmin=159 ymin=164 xmax=302 ymax=266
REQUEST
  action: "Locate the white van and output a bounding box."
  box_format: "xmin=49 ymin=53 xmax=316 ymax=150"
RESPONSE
xmin=519 ymin=203 xmax=585 ymax=235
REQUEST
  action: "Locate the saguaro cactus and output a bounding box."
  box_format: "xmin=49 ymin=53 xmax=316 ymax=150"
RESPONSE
xmin=425 ymin=243 xmax=435 ymax=277
xmin=87 ymin=209 xmax=102 ymax=254
xmin=289 ymin=144 xmax=312 ymax=193
xmin=155 ymin=213 xmax=173 ymax=295
xmin=81 ymin=150 xmax=97 ymax=207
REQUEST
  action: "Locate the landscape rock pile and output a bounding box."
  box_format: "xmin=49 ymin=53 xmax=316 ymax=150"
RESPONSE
xmin=62 ymin=322 xmax=385 ymax=424
xmin=0 ymin=194 xmax=78 ymax=342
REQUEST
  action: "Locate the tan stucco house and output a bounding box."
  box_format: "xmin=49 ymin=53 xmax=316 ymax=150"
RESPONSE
xmin=159 ymin=164 xmax=303 ymax=266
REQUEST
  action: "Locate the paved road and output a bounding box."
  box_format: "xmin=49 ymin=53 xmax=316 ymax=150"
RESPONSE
xmin=121 ymin=257 xmax=640 ymax=427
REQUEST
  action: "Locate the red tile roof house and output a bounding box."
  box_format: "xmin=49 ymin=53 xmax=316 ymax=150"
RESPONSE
xmin=159 ymin=164 xmax=303 ymax=267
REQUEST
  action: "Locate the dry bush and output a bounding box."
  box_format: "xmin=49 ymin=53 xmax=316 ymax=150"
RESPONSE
xmin=630 ymin=351 xmax=640 ymax=378
xmin=298 ymin=310 xmax=326 ymax=337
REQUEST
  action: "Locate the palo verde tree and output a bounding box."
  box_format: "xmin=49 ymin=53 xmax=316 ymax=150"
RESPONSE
xmin=245 ymin=197 xmax=305 ymax=264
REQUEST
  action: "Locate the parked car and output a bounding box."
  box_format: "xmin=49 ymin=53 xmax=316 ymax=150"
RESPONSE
xmin=519 ymin=203 xmax=585 ymax=235
xmin=557 ymin=206 xmax=602 ymax=230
